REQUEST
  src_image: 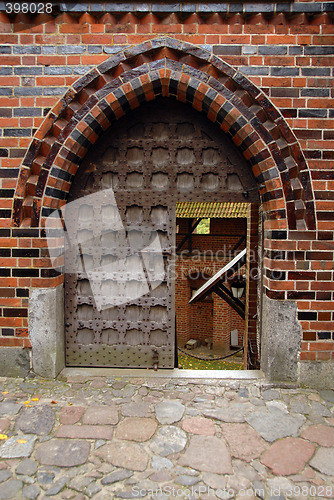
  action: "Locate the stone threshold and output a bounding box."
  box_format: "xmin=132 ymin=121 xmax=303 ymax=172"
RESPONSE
xmin=60 ymin=367 xmax=264 ymax=379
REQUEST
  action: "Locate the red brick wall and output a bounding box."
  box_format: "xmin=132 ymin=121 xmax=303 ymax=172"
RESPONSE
xmin=0 ymin=2 xmax=333 ymax=367
xmin=191 ymin=301 xmax=213 ymax=343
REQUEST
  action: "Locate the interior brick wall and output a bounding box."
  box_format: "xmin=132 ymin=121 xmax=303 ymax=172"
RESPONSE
xmin=212 ymin=294 xmax=245 ymax=348
xmin=0 ymin=1 xmax=333 ymax=367
xmin=176 ymin=217 xmax=247 ymax=351
xmin=175 ymin=255 xmax=246 ymax=350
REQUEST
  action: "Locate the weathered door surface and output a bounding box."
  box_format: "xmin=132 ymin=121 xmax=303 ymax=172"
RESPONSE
xmin=65 ymin=99 xmax=258 ymax=367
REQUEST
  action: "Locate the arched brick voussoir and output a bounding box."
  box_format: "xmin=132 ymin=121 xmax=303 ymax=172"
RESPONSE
xmin=42 ymin=75 xmax=296 ymax=231
xmin=40 ymin=69 xmax=281 ymax=228
xmin=13 ymin=36 xmax=315 ymax=233
xmin=56 ymin=70 xmax=270 ymax=172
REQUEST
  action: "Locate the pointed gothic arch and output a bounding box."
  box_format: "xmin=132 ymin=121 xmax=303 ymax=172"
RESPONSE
xmin=13 ymin=36 xmax=316 ymax=236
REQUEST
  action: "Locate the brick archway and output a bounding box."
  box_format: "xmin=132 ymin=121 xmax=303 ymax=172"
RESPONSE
xmin=10 ymin=36 xmax=320 ymax=382
xmin=13 ymin=36 xmax=315 ymax=236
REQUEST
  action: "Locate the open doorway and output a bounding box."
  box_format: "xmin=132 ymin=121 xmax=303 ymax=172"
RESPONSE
xmin=175 ymin=201 xmax=256 ymax=370
xmin=62 ymin=99 xmax=261 ymax=370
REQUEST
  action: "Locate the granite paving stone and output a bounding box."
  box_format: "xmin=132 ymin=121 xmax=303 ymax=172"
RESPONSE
xmin=15 ymin=458 xmax=38 ymax=476
xmin=0 ymin=402 xmax=21 ymax=416
xmin=261 ymin=389 xmax=280 ymax=401
xmin=22 ymin=484 xmax=41 ymax=499
xmin=245 ymin=408 xmax=305 ymax=442
xmin=0 ymin=468 xmax=11 ymax=483
xmin=181 ymin=416 xmax=216 ymax=435
xmin=115 ymin=417 xmax=157 ymax=441
xmin=95 ymin=442 xmax=149 ymax=471
xmin=173 ymin=465 xmax=199 ymax=476
xmin=121 ymin=401 xmax=151 ymax=417
xmin=56 ymin=424 xmax=114 ymax=440
xmin=94 ymin=439 xmax=106 ymax=449
xmin=16 ymin=405 xmax=55 ymax=435
xmin=202 ymin=472 xmax=228 ymax=490
xmin=83 ymin=405 xmax=119 ymax=425
xmin=90 ymin=379 xmax=106 ymax=388
xmin=17 ymin=474 xmax=35 ymax=485
xmin=178 ymin=435 xmax=232 ymax=474
xmin=0 ymin=419 xmax=9 ymax=433
xmin=0 ymin=435 xmax=37 ymax=458
xmin=68 ymin=475 xmax=93 ymax=491
xmin=149 ymin=469 xmax=172 ymax=482
xmin=290 ymin=400 xmax=311 ymax=414
xmin=155 ymin=400 xmax=185 ymax=424
xmin=86 ymin=482 xmax=102 ymax=497
xmin=309 ymin=447 xmax=334 ymax=476
xmin=112 ymin=386 xmax=136 ymax=398
xmin=175 ymin=474 xmax=200 ymax=486
xmin=260 ymin=437 xmax=315 ymax=475
xmin=266 ymin=400 xmax=289 ymax=413
xmin=233 ymin=460 xmax=261 ymax=482
xmin=36 ymin=439 xmax=90 ymax=467
xmin=19 ymin=382 xmax=40 ymax=393
xmin=0 ymin=479 xmax=23 ymax=499
xmin=267 ymin=477 xmax=295 ymax=497
xmin=227 ymin=473 xmax=251 ymax=491
xmin=308 ymin=393 xmax=321 ymax=401
xmin=45 ymin=476 xmax=69 ymax=496
xmin=111 ymin=381 xmax=127 ymax=390
xmin=138 ymin=387 xmax=148 ymax=395
xmin=311 ymin=401 xmax=332 ymax=417
xmin=149 ymin=425 xmax=187 ymax=456
xmin=36 ymin=470 xmax=55 ymax=484
xmin=60 ymin=406 xmax=85 ymax=425
xmin=101 ymin=469 xmax=133 ymax=485
xmin=68 ymin=493 xmax=85 ymax=500
xmin=252 ymin=480 xmax=266 ymax=499
xmin=151 ymin=455 xmax=173 ymax=470
xmin=238 ymin=388 xmax=249 ymax=398
xmin=221 ymin=423 xmax=267 ymax=462
xmin=203 ymin=407 xmax=245 ymax=422
xmin=301 ymin=423 xmax=334 ymax=446
xmin=320 ymin=389 xmax=334 ymax=403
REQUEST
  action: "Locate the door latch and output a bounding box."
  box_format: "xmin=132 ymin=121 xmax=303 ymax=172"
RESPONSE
xmin=152 ymin=349 xmax=159 ymax=371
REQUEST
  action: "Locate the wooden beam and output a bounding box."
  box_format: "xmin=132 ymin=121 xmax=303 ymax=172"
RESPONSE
xmin=214 ymin=283 xmax=245 ymax=319
xmin=189 ymin=248 xmax=246 ymax=303
xmin=232 ymin=234 xmax=246 ymax=252
xmin=176 ymin=218 xmax=202 ymax=252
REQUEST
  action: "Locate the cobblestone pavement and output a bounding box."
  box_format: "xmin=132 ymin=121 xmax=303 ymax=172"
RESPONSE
xmin=0 ymin=373 xmax=333 ymax=499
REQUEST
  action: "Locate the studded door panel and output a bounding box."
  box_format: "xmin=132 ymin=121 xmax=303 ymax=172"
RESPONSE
xmin=65 ymin=100 xmax=258 ymax=367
